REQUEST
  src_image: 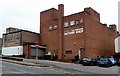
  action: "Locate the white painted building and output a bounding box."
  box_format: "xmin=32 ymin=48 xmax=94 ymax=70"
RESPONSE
xmin=2 ymin=46 xmax=23 ymax=56
xmin=115 ymin=36 xmax=120 ymax=53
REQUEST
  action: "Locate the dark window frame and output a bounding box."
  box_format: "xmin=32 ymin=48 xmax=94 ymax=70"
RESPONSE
xmin=66 ymin=50 xmax=72 ymax=54
xmin=53 ymin=25 xmax=57 ymax=30
xmin=48 ymin=26 xmax=52 ymax=31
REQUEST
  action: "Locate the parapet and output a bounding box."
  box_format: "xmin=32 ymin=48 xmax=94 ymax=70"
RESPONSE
xmin=84 ymin=7 xmax=100 ymax=21
xmin=109 ymin=24 xmax=116 ymax=31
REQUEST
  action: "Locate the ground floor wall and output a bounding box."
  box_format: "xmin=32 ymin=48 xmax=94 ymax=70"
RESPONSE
xmin=22 ymin=43 xmax=115 ymax=60
xmin=60 ymin=47 xmax=115 ymax=60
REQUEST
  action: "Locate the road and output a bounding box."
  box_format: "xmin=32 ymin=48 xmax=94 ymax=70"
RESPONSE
xmin=24 ymin=59 xmax=119 ymax=74
xmin=1 ymin=58 xmax=120 ymax=76
xmin=2 ymin=61 xmax=86 ymax=74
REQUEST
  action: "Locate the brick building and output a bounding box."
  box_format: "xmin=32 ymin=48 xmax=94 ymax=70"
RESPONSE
xmin=2 ymin=27 xmax=42 ymax=58
xmin=3 ymin=27 xmax=40 ymax=47
xmin=40 ymin=4 xmax=119 ymax=60
xmin=0 ymin=38 xmax=2 ymax=54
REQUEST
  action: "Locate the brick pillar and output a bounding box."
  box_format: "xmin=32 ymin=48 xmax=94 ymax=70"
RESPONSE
xmin=58 ymin=4 xmax=64 ymax=60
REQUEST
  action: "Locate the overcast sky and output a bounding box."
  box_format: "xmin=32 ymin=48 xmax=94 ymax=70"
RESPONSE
xmin=0 ymin=0 xmax=119 ymax=38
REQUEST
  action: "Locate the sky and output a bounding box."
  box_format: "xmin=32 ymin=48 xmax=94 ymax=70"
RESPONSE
xmin=0 ymin=0 xmax=120 ymax=38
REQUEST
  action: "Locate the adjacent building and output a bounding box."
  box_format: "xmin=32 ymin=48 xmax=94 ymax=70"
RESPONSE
xmin=2 ymin=27 xmax=42 ymax=58
xmin=115 ymin=35 xmax=120 ymax=53
xmin=40 ymin=4 xmax=119 ymax=60
xmin=0 ymin=38 xmax=2 ymax=54
xmin=3 ymin=27 xmax=40 ymax=47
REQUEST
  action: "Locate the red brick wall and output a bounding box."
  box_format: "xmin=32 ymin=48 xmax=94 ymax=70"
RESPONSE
xmin=21 ymin=31 xmax=39 ymax=45
xmin=63 ymin=12 xmax=85 ymax=59
xmin=3 ymin=32 xmax=21 ymax=47
xmin=23 ymin=44 xmax=29 ymax=58
xmin=84 ymin=8 xmax=119 ymax=57
xmin=58 ymin=4 xmax=64 ymax=60
xmin=40 ymin=8 xmax=59 ymax=58
xmin=3 ymin=31 xmax=39 ymax=47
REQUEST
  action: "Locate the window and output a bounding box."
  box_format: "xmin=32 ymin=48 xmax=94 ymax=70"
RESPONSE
xmin=109 ymin=26 xmax=112 ymax=29
xmin=7 ymin=39 xmax=10 ymax=43
xmin=53 ymin=25 xmax=57 ymax=30
xmin=80 ymin=19 xmax=83 ymax=24
xmin=66 ymin=50 xmax=72 ymax=54
xmin=6 ymin=30 xmax=10 ymax=34
xmin=11 ymin=39 xmax=15 ymax=42
xmin=10 ymin=39 xmax=12 ymax=42
xmin=70 ymin=21 xmax=75 ymax=26
xmin=15 ymin=38 xmax=20 ymax=44
xmin=48 ymin=26 xmax=52 ymax=31
xmin=64 ymin=22 xmax=68 ymax=27
xmin=4 ymin=36 xmax=7 ymax=42
xmin=76 ymin=20 xmax=79 ymax=25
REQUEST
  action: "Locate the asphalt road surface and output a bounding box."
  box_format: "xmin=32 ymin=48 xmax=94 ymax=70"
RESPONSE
xmin=24 ymin=59 xmax=119 ymax=74
xmin=1 ymin=59 xmax=120 ymax=76
xmin=2 ymin=61 xmax=86 ymax=74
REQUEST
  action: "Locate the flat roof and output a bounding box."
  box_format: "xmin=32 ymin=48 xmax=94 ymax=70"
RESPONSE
xmin=3 ymin=30 xmax=40 ymax=35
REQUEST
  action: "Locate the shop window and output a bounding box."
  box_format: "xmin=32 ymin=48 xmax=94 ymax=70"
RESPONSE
xmin=48 ymin=26 xmax=52 ymax=31
xmin=66 ymin=50 xmax=72 ymax=54
xmin=80 ymin=19 xmax=83 ymax=24
xmin=76 ymin=20 xmax=79 ymax=25
xmin=53 ymin=25 xmax=57 ymax=30
xmin=70 ymin=21 xmax=75 ymax=26
xmin=64 ymin=22 xmax=68 ymax=27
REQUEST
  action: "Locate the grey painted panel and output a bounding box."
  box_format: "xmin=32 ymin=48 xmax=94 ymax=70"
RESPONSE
xmin=31 ymin=48 xmax=44 ymax=57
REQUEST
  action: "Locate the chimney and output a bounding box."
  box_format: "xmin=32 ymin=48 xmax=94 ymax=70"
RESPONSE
xmin=109 ymin=24 xmax=116 ymax=31
xmin=58 ymin=4 xmax=64 ymax=60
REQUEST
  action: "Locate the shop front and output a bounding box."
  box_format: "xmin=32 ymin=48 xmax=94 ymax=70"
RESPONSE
xmin=23 ymin=43 xmax=46 ymax=59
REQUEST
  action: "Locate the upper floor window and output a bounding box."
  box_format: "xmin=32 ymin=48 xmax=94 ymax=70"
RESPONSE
xmin=15 ymin=38 xmax=20 ymax=44
xmin=10 ymin=39 xmax=12 ymax=42
xmin=11 ymin=39 xmax=15 ymax=42
xmin=53 ymin=25 xmax=57 ymax=30
xmin=76 ymin=20 xmax=79 ymax=25
xmin=6 ymin=31 xmax=10 ymax=34
xmin=48 ymin=26 xmax=52 ymax=31
xmin=64 ymin=22 xmax=68 ymax=27
xmin=70 ymin=21 xmax=75 ymax=26
xmin=7 ymin=39 xmax=10 ymax=43
xmin=80 ymin=19 xmax=83 ymax=24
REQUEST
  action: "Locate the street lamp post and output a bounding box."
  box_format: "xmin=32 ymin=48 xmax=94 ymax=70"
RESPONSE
xmin=36 ymin=48 xmax=39 ymax=60
xmin=30 ymin=43 xmax=46 ymax=61
xmin=35 ymin=43 xmax=40 ymax=60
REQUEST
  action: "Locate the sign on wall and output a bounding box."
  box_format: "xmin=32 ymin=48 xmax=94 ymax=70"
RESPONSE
xmin=64 ymin=28 xmax=84 ymax=36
